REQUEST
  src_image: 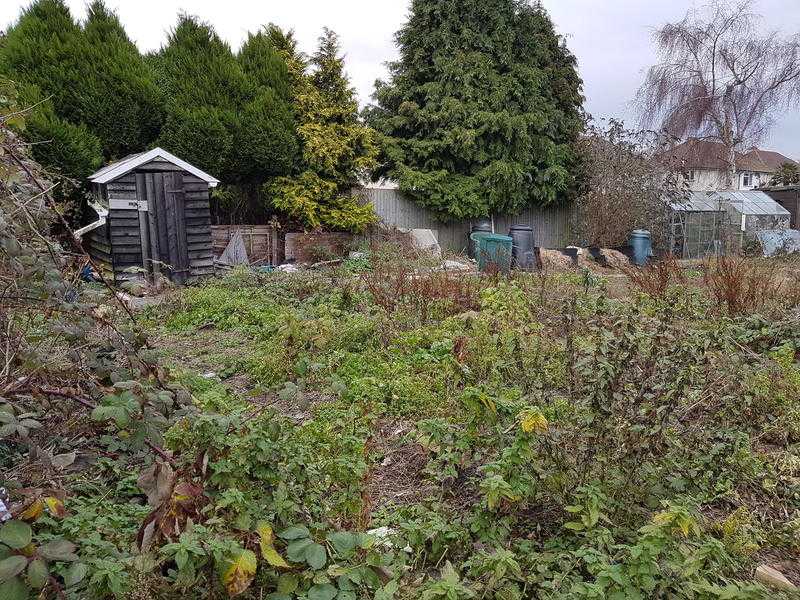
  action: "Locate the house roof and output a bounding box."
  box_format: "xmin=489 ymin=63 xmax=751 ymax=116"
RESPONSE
xmin=664 ymin=139 xmax=796 ymax=173
xmin=738 ymin=148 xmax=795 ymax=172
xmin=88 ymin=148 xmax=220 ymax=187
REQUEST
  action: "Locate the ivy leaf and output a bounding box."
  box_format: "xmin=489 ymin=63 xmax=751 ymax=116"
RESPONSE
xmin=286 ymin=538 xmax=313 ymax=562
xmin=256 ymin=522 xmax=289 ymax=568
xmin=64 ymin=562 xmax=87 ymax=588
xmin=39 ymin=539 xmax=78 ymax=562
xmin=278 ymin=525 xmax=310 ymax=540
xmin=304 ymin=543 xmax=327 ymax=570
xmin=0 ymin=522 xmax=32 ymax=550
xmin=0 ymin=555 xmax=27 ymax=581
xmin=25 ymin=559 xmax=48 ymax=589
xmin=220 ymin=549 xmax=257 ymax=597
xmin=307 ymin=583 xmax=337 ymax=600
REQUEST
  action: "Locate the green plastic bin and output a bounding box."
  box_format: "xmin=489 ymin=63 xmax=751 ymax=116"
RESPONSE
xmin=470 ymin=232 xmax=512 ymax=273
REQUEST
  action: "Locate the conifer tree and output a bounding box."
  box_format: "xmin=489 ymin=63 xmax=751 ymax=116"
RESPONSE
xmin=155 ymin=16 xmax=299 ymax=193
xmin=77 ymin=1 xmax=164 ymax=158
xmin=235 ymin=31 xmax=299 ymax=184
xmin=366 ymin=0 xmax=584 ymax=219
xmin=0 ymin=0 xmax=103 ymax=182
xmin=0 ymin=0 xmax=162 ymax=164
xmin=269 ymin=28 xmax=378 ymax=232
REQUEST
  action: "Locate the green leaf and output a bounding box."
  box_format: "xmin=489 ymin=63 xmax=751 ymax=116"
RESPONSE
xmin=25 ymin=559 xmax=48 ymax=589
xmin=0 ymin=555 xmax=27 ymax=582
xmin=257 ymin=522 xmax=289 ymax=568
xmin=304 ymin=543 xmax=327 ymax=570
xmin=375 ymin=580 xmax=399 ymax=600
xmin=278 ymin=525 xmax=310 ymax=540
xmin=0 ymin=577 xmax=29 ymax=600
xmin=64 ymin=562 xmax=87 ymax=588
xmin=220 ymin=549 xmax=257 ymax=597
xmin=0 ymin=522 xmax=31 ymax=550
xmin=327 ymin=532 xmax=356 ymax=555
xmin=563 ymin=521 xmax=585 ymax=531
xmin=286 ymin=538 xmax=313 ymax=562
xmin=39 ymin=539 xmax=78 ymax=562
xmin=308 ymin=583 xmax=338 ymax=600
xmin=276 ymin=573 xmax=298 ymax=594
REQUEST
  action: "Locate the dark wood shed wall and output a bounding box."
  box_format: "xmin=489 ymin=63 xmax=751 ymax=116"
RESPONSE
xmin=183 ymin=174 xmax=213 ymax=276
xmin=763 ymin=188 xmax=800 ymax=229
xmin=97 ymin=164 xmax=213 ymax=283
xmin=107 ymin=173 xmax=142 ymax=281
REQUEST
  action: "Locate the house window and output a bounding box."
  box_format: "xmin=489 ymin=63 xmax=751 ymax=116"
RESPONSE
xmin=742 ymin=172 xmax=753 ymax=188
xmin=687 ymin=170 xmax=696 ymax=182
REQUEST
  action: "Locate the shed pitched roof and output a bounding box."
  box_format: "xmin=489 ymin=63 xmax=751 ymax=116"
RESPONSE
xmin=663 ymin=139 xmax=796 ymax=173
xmin=89 ymin=148 xmax=220 ymax=187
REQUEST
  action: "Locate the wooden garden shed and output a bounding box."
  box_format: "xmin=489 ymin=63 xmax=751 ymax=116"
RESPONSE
xmin=83 ymin=148 xmax=219 ymax=284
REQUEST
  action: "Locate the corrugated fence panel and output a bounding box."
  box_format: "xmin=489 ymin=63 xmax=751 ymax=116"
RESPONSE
xmin=363 ymin=188 xmax=574 ymax=252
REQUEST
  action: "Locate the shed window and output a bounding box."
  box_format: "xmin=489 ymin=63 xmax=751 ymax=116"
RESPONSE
xmin=742 ymin=173 xmax=753 ymax=188
xmin=687 ymin=170 xmax=696 ymax=182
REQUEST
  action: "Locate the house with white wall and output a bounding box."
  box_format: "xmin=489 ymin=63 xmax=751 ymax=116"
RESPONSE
xmin=666 ymin=139 xmax=797 ymax=192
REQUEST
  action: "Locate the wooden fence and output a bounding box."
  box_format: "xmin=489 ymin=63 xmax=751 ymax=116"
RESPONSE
xmin=211 ymin=225 xmax=275 ymax=264
xmin=362 ymin=187 xmax=575 ymax=253
xmin=210 ymin=190 xmax=575 ymax=266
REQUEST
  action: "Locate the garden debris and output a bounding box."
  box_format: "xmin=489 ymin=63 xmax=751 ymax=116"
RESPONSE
xmin=441 ymin=259 xmax=473 ymax=272
xmin=366 ymin=419 xmax=433 ymax=509
xmin=218 ymin=230 xmax=249 ymax=266
xmin=406 ymin=228 xmax=442 ymax=258
xmin=756 ymin=229 xmax=800 ymax=257
xmin=538 ymin=248 xmax=574 ymax=271
xmin=276 ymin=263 xmax=301 ymax=273
xmin=0 ymin=488 xmax=11 ymax=522
xmin=755 ymin=564 xmax=796 ymax=591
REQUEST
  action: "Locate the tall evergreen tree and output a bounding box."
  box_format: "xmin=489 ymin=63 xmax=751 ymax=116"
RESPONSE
xmin=0 ymin=0 xmax=103 ymax=183
xmin=365 ymin=0 xmax=584 ymax=219
xmin=77 ymin=1 xmax=164 ymax=158
xmin=152 ymin=15 xmax=246 ymax=178
xmin=0 ymin=0 xmax=162 ymax=164
xmin=235 ymin=31 xmax=299 ymax=184
xmin=269 ymin=28 xmax=378 ymax=232
xmin=155 ymin=16 xmax=298 ymax=193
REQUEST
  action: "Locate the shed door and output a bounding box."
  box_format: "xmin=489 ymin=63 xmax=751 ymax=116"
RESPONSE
xmin=140 ymin=172 xmax=190 ymax=284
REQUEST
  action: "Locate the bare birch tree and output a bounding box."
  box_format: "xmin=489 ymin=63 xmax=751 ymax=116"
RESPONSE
xmin=637 ymin=0 xmax=800 ymax=188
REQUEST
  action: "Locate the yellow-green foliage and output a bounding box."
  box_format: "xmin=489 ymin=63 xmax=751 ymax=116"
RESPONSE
xmin=267 ymin=28 xmax=378 ymax=232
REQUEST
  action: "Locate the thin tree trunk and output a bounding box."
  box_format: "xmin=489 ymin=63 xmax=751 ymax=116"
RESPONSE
xmin=725 ymin=142 xmax=737 ymax=190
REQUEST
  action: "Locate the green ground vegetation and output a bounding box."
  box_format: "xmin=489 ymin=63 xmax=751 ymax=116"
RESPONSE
xmin=7 ymin=247 xmax=800 ymax=598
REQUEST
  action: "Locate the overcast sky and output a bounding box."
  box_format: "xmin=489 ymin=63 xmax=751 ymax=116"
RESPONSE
xmin=3 ymin=0 xmax=800 ymax=158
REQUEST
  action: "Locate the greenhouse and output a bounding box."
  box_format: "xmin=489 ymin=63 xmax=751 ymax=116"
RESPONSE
xmin=668 ymin=194 xmax=730 ymax=259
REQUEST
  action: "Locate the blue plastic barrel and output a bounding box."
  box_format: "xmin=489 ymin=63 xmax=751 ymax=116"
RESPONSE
xmin=629 ymin=230 xmax=653 ymax=266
